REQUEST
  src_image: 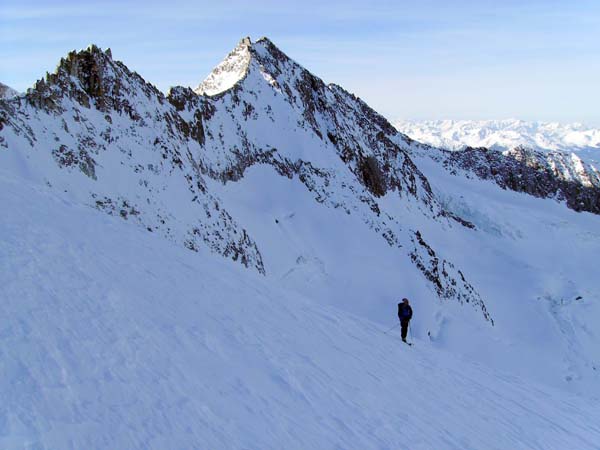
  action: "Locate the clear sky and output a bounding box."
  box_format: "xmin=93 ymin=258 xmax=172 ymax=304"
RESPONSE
xmin=2 ymin=0 xmax=599 ymax=125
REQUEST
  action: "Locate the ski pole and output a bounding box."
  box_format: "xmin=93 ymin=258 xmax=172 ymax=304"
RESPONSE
xmin=384 ymin=323 xmax=400 ymax=334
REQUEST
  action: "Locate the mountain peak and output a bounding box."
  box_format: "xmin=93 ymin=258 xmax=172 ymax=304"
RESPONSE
xmin=394 ymin=118 xmax=600 ymax=155
xmin=25 ymin=43 xmax=163 ymax=113
xmin=194 ymin=36 xmax=299 ymax=97
xmin=0 ymin=82 xmax=19 ymax=99
xmin=194 ymin=37 xmax=253 ymax=96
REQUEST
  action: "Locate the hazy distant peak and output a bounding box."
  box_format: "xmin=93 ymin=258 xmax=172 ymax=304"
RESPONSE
xmin=394 ymin=119 xmax=600 ymax=154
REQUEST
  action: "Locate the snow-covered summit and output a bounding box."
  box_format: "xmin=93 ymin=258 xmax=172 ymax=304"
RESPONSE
xmin=0 ymin=81 xmax=19 ymax=99
xmin=395 ymin=119 xmax=600 ymax=154
xmin=1 ymin=44 xmax=265 ymax=273
xmin=195 ymin=37 xmax=253 ymax=96
xmin=2 ymin=38 xmax=600 ymax=447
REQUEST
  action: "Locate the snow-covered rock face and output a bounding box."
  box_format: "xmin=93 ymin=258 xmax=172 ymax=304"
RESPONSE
xmin=397 ymin=119 xmax=600 ymax=214
xmin=0 ymin=82 xmax=19 ymax=99
xmin=1 ymin=38 xmax=491 ymax=323
xmin=396 ymin=119 xmax=600 ymax=192
xmin=410 ymin=143 xmax=600 ymax=214
xmin=194 ymin=37 xmax=252 ymax=96
xmin=173 ymin=37 xmax=492 ymax=320
xmin=2 ymin=39 xmax=600 ymax=450
xmin=0 ymin=45 xmax=265 ymax=273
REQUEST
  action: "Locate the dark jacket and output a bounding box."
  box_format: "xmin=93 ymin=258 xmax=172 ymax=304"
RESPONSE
xmin=398 ymin=303 xmax=413 ymax=322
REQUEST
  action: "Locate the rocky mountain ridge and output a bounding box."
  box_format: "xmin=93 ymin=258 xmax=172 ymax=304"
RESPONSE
xmin=3 ymin=37 xmax=600 ymax=324
xmin=1 ymin=44 xmax=265 ymax=273
xmin=0 ymin=82 xmax=19 ymax=100
xmin=410 ymin=143 xmax=600 ymax=214
xmin=1 ymin=38 xmax=494 ymax=322
xmin=2 ymin=37 xmax=600 ymax=399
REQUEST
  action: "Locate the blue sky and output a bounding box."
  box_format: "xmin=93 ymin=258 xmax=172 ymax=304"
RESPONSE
xmin=2 ymin=0 xmax=599 ymax=124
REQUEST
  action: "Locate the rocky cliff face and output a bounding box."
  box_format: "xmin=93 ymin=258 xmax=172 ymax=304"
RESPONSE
xmin=9 ymin=38 xmax=586 ymax=324
xmin=0 ymin=82 xmax=19 ymax=100
xmin=416 ymin=144 xmax=600 ymax=214
xmin=0 ymin=45 xmax=264 ymax=273
xmin=166 ymin=37 xmax=490 ymax=321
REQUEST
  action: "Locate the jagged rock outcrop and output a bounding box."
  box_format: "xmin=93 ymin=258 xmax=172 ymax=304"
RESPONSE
xmin=2 ymin=38 xmax=496 ymax=323
xmin=0 ymin=45 xmax=264 ymax=274
xmin=168 ymin=37 xmax=492 ymax=322
xmin=411 ymin=231 xmax=493 ymax=324
xmin=438 ymin=145 xmax=600 ymax=214
xmin=0 ymin=82 xmax=19 ymax=100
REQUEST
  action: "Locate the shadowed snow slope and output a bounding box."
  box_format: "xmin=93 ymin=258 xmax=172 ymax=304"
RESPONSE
xmin=1 ymin=172 xmax=600 ymax=449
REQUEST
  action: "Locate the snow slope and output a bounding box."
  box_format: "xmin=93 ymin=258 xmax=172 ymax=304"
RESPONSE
xmin=208 ymin=156 xmax=600 ymax=396
xmin=0 ymin=82 xmax=19 ymax=100
xmin=403 ymin=143 xmax=600 ymax=392
xmin=2 ymin=37 xmax=600 ymax=448
xmin=395 ymin=119 xmax=600 ymax=164
xmin=2 ymin=171 xmax=600 ymax=450
xmin=194 ymin=37 xmax=253 ymax=96
xmin=0 ymin=45 xmax=264 ymax=273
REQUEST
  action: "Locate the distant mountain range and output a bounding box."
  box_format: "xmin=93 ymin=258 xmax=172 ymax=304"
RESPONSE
xmin=395 ymin=119 xmax=600 ymax=163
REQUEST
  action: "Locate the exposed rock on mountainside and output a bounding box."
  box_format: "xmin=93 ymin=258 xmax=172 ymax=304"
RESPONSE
xmin=11 ymin=38 xmax=597 ymax=324
xmin=395 ymin=119 xmax=600 ymax=213
xmin=0 ymin=82 xmax=19 ymax=100
xmin=420 ymin=145 xmax=600 ymax=214
xmin=169 ymin=37 xmax=492 ymax=320
xmin=1 ymin=45 xmax=265 ymax=274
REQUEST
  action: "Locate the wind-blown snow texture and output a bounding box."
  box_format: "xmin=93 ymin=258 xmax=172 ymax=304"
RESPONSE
xmin=2 ymin=38 xmax=600 ymax=448
xmin=2 ymin=172 xmax=600 ymax=449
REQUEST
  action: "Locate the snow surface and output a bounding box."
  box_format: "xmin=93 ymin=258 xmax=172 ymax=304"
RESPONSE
xmin=2 ymin=170 xmax=600 ymax=449
xmin=208 ymin=158 xmax=600 ymax=397
xmin=194 ymin=37 xmax=252 ymax=96
xmin=2 ymin=38 xmax=600 ymax=449
xmin=0 ymin=82 xmax=19 ymax=100
xmin=395 ymin=119 xmax=600 ymax=164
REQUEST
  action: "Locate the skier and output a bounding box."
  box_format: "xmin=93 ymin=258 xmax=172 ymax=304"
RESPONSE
xmin=397 ymin=298 xmax=413 ymax=343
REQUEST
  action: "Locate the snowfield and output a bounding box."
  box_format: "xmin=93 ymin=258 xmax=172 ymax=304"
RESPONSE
xmin=2 ymin=36 xmax=600 ymax=449
xmin=2 ymin=172 xmax=600 ymax=449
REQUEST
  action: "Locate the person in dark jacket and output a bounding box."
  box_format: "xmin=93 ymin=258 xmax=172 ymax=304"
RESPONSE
xmin=397 ymin=298 xmax=413 ymax=343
